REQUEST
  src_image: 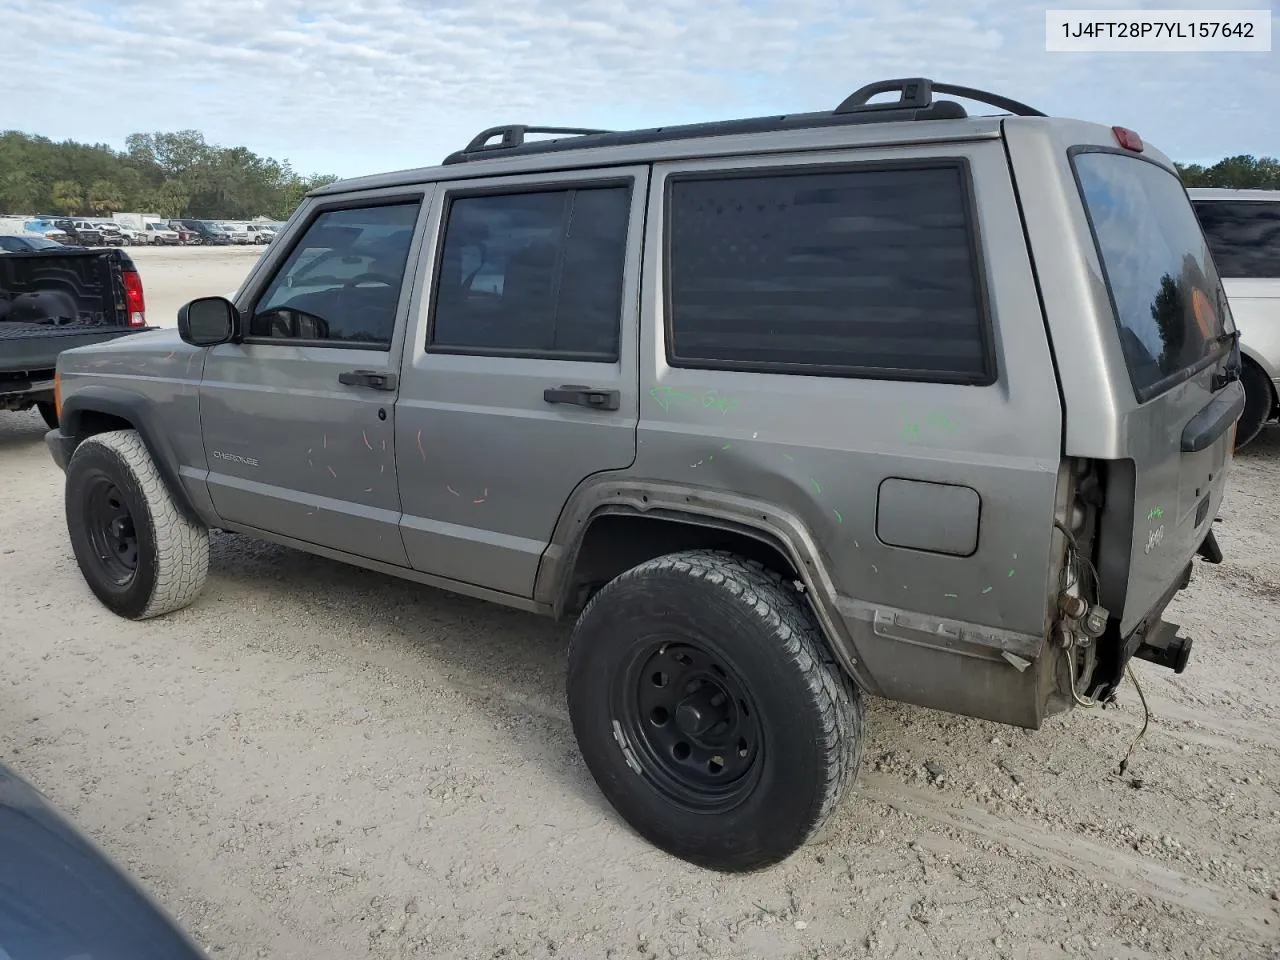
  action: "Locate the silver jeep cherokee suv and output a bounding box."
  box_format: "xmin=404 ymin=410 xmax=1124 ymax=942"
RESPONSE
xmin=46 ymin=79 xmax=1241 ymax=872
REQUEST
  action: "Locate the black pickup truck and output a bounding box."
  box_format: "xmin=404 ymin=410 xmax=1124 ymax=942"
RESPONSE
xmin=1 ymin=247 xmax=152 ymax=427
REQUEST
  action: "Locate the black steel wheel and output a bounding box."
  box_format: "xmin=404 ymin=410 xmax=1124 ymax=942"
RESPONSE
xmin=83 ymin=474 xmax=139 ymax=585
xmin=567 ymin=549 xmax=865 ymax=872
xmin=614 ymin=639 xmax=763 ymax=813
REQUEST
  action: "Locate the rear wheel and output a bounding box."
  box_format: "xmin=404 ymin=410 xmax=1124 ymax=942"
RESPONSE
xmin=1235 ymin=358 xmax=1275 ymax=450
xmin=566 ymin=549 xmax=864 ymax=872
xmin=65 ymin=430 xmax=209 ymax=619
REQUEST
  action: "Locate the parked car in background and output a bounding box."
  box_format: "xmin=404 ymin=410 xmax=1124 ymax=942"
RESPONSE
xmin=219 ymin=222 xmax=252 ymax=244
xmin=93 ymin=221 xmax=127 ymax=246
xmin=1 ymin=245 xmax=151 ymax=427
xmin=1190 ymin=188 xmax=1280 ymax=447
xmin=107 ymin=222 xmax=143 ymax=244
xmin=246 ymin=223 xmax=275 ymax=243
xmin=5 ymin=219 xmax=72 ymax=243
xmin=144 ymin=222 xmax=182 ymax=245
xmin=0 ymin=234 xmax=79 ymax=253
xmin=113 ymin=211 xmax=164 ymax=235
xmin=0 ymin=762 xmax=208 ymax=959
xmin=166 ymin=221 xmax=199 ymax=244
xmin=172 ymin=219 xmax=231 ymax=245
xmin=52 ymin=219 xmax=105 ymax=246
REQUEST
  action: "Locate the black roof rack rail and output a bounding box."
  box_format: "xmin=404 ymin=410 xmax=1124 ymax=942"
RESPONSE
xmin=460 ymin=125 xmax=614 ymax=154
xmin=442 ymin=77 xmax=1045 ymax=165
xmin=835 ymin=78 xmax=1045 ymax=118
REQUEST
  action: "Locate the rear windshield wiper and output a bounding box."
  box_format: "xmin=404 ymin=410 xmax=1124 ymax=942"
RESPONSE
xmin=1211 ymin=328 xmax=1241 ymax=391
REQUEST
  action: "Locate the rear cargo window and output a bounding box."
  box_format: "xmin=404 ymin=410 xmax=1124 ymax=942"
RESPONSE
xmin=1191 ymin=200 xmax=1280 ymax=279
xmin=1073 ymin=152 xmax=1227 ymax=401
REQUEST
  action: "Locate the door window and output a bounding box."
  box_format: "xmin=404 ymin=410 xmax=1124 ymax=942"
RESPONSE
xmin=428 ymin=185 xmax=631 ymax=361
xmin=250 ymin=201 xmax=421 ymax=347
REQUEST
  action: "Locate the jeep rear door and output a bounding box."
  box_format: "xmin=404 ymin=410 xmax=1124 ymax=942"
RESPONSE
xmin=1069 ymin=148 xmax=1238 ymax=636
xmin=393 ymin=167 xmax=648 ymax=597
xmin=1006 ymin=118 xmax=1240 ymax=645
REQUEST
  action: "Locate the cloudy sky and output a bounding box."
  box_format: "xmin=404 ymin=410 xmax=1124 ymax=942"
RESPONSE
xmin=3 ymin=0 xmax=1277 ymax=180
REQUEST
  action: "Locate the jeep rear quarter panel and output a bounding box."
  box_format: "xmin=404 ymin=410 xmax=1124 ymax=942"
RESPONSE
xmin=623 ymin=139 xmax=1066 ymax=728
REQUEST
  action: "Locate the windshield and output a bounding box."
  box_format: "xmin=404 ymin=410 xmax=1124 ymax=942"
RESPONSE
xmin=1073 ymin=151 xmax=1230 ymax=402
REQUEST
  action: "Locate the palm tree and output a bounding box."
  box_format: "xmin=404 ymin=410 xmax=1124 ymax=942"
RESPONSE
xmin=51 ymin=180 xmax=82 ymax=215
xmin=88 ymin=179 xmax=126 ymax=215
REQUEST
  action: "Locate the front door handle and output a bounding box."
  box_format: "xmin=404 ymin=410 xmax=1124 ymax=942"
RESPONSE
xmin=543 ymin=384 xmax=620 ymax=411
xmin=339 ymin=369 xmax=398 ymax=392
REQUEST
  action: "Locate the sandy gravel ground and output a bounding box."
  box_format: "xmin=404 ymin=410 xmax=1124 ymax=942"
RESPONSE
xmin=2 ymin=249 xmax=1279 ymax=959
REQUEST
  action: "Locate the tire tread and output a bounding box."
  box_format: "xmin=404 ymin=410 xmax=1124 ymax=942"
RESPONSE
xmin=569 ymin=548 xmax=864 ymax=863
xmin=72 ymin=430 xmax=209 ymax=619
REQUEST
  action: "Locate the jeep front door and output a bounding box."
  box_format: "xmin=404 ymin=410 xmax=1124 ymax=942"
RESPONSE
xmin=198 ymin=194 xmax=429 ymax=565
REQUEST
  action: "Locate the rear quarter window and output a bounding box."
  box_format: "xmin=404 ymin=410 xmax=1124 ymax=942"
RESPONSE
xmin=664 ymin=162 xmax=995 ymax=383
xmin=1072 ymin=151 xmax=1228 ymax=401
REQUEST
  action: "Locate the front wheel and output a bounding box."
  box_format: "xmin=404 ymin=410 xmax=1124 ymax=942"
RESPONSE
xmin=65 ymin=430 xmax=210 ymax=619
xmin=567 ymin=549 xmax=864 ymax=872
xmin=36 ymin=401 xmax=58 ymax=429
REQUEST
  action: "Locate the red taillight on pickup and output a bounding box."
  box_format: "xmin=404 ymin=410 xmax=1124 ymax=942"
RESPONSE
xmin=122 ymin=268 xmax=146 ymax=326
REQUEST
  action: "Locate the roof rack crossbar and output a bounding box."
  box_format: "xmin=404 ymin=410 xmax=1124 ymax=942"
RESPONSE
xmin=835 ymin=78 xmax=1045 ymax=118
xmin=462 ymin=124 xmax=614 ymax=154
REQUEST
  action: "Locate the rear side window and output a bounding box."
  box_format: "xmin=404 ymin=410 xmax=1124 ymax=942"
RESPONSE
xmin=1191 ymin=200 xmax=1280 ymax=279
xmin=1073 ymin=152 xmax=1227 ymax=401
xmin=429 ymin=185 xmax=630 ymax=361
xmin=665 ymin=163 xmax=994 ymax=383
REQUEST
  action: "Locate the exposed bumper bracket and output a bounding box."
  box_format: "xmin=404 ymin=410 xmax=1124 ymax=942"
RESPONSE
xmin=1133 ymin=619 xmax=1193 ymax=674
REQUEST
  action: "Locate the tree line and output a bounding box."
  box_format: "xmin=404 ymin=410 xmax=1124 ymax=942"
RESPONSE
xmin=1175 ymin=155 xmax=1280 ymax=190
xmin=1 ymin=127 xmax=1277 ymax=222
xmin=0 ymin=129 xmax=340 ymax=221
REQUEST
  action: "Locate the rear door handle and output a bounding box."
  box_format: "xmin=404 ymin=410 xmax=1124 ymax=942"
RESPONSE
xmin=338 ymin=369 xmax=398 ymax=392
xmin=543 ymin=384 xmax=620 ymax=411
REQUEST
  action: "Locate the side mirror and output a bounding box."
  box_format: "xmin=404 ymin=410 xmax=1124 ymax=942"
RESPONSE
xmin=178 ymin=296 xmax=239 ymax=347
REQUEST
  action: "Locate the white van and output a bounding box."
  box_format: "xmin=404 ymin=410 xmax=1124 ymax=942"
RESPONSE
xmin=1190 ymin=188 xmax=1280 ymax=446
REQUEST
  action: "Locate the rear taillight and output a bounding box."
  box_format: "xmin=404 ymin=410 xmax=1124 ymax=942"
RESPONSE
xmin=122 ymin=268 xmax=146 ymax=326
xmin=53 ymin=371 xmax=62 ymax=422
